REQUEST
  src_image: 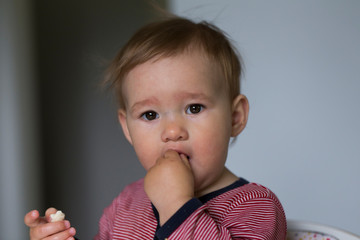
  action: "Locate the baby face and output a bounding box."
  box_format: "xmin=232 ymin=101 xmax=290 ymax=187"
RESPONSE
xmin=119 ymin=52 xmax=236 ymax=196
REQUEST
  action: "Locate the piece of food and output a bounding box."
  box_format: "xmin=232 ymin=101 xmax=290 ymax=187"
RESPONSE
xmin=50 ymin=210 xmax=65 ymax=222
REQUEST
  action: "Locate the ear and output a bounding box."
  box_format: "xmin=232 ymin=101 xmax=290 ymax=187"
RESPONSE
xmin=231 ymin=94 xmax=249 ymax=137
xmin=118 ymin=109 xmax=133 ymax=145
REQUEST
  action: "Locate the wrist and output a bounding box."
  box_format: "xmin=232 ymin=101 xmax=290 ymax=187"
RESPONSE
xmin=157 ymin=196 xmax=193 ymax=226
xmin=155 ymin=198 xmax=203 ymax=239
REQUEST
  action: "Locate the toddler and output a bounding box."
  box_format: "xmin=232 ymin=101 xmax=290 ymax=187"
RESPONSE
xmin=25 ymin=16 xmax=286 ymax=239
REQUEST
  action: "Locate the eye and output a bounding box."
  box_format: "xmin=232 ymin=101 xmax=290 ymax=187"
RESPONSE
xmin=141 ymin=111 xmax=159 ymax=121
xmin=186 ymin=104 xmax=204 ymax=114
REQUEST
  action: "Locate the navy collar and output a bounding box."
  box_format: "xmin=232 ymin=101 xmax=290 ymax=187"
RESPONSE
xmin=198 ymin=178 xmax=249 ymax=204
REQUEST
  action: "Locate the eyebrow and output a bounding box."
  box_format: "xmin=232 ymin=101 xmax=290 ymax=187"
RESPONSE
xmin=175 ymin=92 xmax=210 ymax=101
xmin=129 ymin=97 xmax=160 ymax=114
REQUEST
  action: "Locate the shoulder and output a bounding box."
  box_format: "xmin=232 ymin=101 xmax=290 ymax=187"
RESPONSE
xmin=207 ymin=182 xmax=287 ymax=238
xmin=109 ymin=178 xmax=147 ymax=206
xmin=237 ymin=182 xmax=282 ymax=204
xmin=206 ymin=181 xmax=285 ymax=220
xmin=119 ymin=178 xmax=145 ymax=197
xmin=212 ymin=182 xmax=282 ymax=205
xmin=96 ymin=179 xmax=154 ymax=238
xmin=102 ymin=178 xmax=148 ymax=216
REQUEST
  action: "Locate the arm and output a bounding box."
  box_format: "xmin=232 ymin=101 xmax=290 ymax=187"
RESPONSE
xmin=145 ymin=151 xmax=286 ymax=239
xmin=156 ymin=187 xmax=287 ymax=239
xmin=144 ymin=150 xmax=194 ymax=226
xmin=94 ymin=202 xmax=115 ymax=240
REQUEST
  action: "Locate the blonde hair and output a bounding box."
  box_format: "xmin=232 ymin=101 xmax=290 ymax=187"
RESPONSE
xmin=105 ymin=17 xmax=243 ymax=109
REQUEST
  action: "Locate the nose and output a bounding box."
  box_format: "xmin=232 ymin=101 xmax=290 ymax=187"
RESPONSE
xmin=161 ymin=118 xmax=189 ymax=142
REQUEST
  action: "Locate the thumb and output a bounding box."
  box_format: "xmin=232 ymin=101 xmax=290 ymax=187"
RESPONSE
xmin=24 ymin=210 xmax=46 ymax=228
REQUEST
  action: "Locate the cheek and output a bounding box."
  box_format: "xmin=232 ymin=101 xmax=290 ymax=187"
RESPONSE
xmin=192 ymin=113 xmax=232 ymax=162
xmin=196 ymin=113 xmax=232 ymax=144
xmin=193 ymin=121 xmax=230 ymax=160
xmin=129 ymin=127 xmax=158 ymax=171
xmin=132 ymin=143 xmax=157 ymax=171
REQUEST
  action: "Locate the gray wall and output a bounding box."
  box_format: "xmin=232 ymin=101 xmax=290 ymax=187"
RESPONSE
xmin=1 ymin=0 xmax=41 ymax=239
xmin=1 ymin=0 xmax=165 ymax=239
xmin=171 ymin=0 xmax=360 ymax=235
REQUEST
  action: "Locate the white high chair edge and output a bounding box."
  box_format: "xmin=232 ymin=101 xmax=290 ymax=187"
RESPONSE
xmin=287 ymin=219 xmax=360 ymax=240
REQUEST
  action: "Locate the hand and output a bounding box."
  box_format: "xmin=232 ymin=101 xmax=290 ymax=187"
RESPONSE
xmin=144 ymin=150 xmax=194 ymax=225
xmin=24 ymin=208 xmax=76 ymax=240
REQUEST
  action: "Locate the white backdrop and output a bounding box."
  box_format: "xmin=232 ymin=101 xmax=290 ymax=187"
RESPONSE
xmin=171 ymin=0 xmax=360 ymax=235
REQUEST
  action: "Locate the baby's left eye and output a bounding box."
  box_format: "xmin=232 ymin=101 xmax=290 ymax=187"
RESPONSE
xmin=186 ymin=104 xmax=204 ymax=114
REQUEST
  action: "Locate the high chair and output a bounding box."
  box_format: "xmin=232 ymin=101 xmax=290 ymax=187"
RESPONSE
xmin=287 ymin=219 xmax=360 ymax=240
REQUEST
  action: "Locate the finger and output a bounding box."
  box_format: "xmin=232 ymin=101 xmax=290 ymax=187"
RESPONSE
xmin=155 ymin=150 xmax=178 ymax=165
xmin=45 ymin=207 xmax=58 ymax=216
xmin=179 ymin=153 xmax=190 ymax=164
xmin=163 ymin=150 xmax=184 ymax=162
xmin=24 ymin=210 xmax=46 ymax=228
xmin=42 ymin=227 xmax=76 ymax=240
xmin=163 ymin=149 xmax=179 ymax=157
xmin=45 ymin=207 xmax=58 ymax=222
xmin=30 ymin=221 xmax=72 ymax=240
xmin=180 ymin=154 xmax=193 ymax=174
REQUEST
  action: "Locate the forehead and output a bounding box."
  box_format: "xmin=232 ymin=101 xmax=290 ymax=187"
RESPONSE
xmin=122 ymin=52 xmax=226 ymax=103
xmin=128 ymin=51 xmax=222 ymax=85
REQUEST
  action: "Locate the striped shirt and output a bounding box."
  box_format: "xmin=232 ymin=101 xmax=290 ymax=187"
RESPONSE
xmin=95 ymin=178 xmax=286 ymax=239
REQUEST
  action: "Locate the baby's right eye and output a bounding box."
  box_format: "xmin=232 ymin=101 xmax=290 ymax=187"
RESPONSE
xmin=141 ymin=111 xmax=159 ymax=121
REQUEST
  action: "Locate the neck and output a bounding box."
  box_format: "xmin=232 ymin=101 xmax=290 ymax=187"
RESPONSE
xmin=195 ymin=167 xmax=238 ymax=197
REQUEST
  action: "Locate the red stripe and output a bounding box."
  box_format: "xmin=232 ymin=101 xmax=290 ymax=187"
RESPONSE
xmin=95 ymin=179 xmax=286 ymax=240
